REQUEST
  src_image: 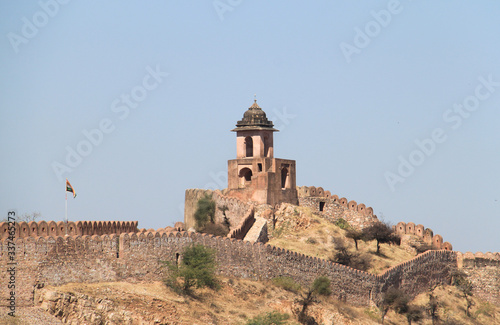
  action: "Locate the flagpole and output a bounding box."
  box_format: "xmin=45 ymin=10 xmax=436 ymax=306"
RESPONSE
xmin=65 ymin=190 xmax=68 ymax=223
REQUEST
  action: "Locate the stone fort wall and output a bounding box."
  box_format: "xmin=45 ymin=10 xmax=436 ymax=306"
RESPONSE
xmin=3 ymin=228 xmax=497 ymax=309
xmin=394 ymin=221 xmax=452 ymax=251
xmin=0 ymin=220 xmax=138 ymax=239
xmin=458 ymin=252 xmax=500 ymax=306
xmin=297 ymin=186 xmax=378 ymax=229
xmin=184 ymin=189 xmax=252 ymax=231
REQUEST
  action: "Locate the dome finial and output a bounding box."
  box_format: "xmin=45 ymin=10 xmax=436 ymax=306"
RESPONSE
xmin=254 ymin=93 xmax=257 ymax=103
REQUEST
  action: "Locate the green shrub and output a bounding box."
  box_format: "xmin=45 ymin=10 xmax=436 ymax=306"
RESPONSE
xmin=245 ymin=311 xmax=290 ymax=325
xmin=194 ymin=194 xmax=215 ymax=230
xmin=335 ymin=218 xmax=351 ymax=230
xmin=164 ymin=244 xmax=220 ymax=295
xmin=272 ymin=276 xmax=301 ymax=293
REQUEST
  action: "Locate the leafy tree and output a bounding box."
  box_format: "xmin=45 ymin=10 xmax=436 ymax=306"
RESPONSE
xmin=246 ymin=311 xmax=290 ymax=325
xmin=165 ymin=244 xmax=220 ymax=295
xmin=362 ymin=221 xmax=399 ymax=254
xmin=451 ymin=270 xmax=474 ymax=316
xmin=194 ymin=194 xmax=215 ymax=230
xmin=297 ymin=276 xmax=331 ymax=324
xmin=194 ymin=195 xmax=230 ymax=236
xmin=345 ymin=228 xmax=363 ymax=250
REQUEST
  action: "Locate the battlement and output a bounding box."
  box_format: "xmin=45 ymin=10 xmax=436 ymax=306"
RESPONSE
xmin=297 ymin=186 xmax=374 ymax=216
xmin=4 ymin=226 xmax=495 ymax=308
xmin=0 ymin=220 xmax=138 ymax=240
xmin=393 ymin=221 xmax=452 ymax=250
xmin=297 ymin=186 xmax=377 ymax=229
xmin=458 ymin=251 xmax=500 ymax=267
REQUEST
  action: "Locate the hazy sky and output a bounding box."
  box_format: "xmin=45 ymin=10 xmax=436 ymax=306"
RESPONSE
xmin=1 ymin=1 xmax=499 ymax=253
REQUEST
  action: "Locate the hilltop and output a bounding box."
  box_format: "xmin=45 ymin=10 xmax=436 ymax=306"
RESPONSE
xmin=1 ymin=207 xmax=498 ymax=324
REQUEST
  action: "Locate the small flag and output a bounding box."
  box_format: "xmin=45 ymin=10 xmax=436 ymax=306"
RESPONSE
xmin=66 ymin=179 xmax=77 ymax=198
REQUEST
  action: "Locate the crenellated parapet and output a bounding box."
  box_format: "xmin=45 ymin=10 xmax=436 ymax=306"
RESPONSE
xmin=0 ymin=227 xmax=464 ymax=308
xmin=0 ymin=220 xmax=138 ymax=240
xmin=457 ymin=251 xmax=500 ymax=267
xmin=297 ymin=186 xmax=377 ymax=229
xmin=393 ymin=221 xmax=452 ymax=250
xmin=297 ymin=186 xmax=375 ymax=217
xmin=1 ymin=223 xmax=497 ymax=308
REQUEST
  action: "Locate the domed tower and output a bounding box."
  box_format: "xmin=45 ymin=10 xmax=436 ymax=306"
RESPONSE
xmin=227 ymin=100 xmax=298 ymax=206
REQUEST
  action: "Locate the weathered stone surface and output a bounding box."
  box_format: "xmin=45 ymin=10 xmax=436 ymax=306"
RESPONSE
xmin=244 ymin=217 xmax=268 ymax=243
xmin=298 ymin=195 xmax=377 ymax=229
xmin=1 ymin=228 xmax=482 ymax=308
xmin=460 ymin=252 xmax=500 ymax=306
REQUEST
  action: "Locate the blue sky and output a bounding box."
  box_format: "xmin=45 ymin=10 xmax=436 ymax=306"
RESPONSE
xmin=1 ymin=1 xmax=499 ymax=253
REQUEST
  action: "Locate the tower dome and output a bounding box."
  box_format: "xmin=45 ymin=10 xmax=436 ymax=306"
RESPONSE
xmin=233 ymin=100 xmax=277 ymax=131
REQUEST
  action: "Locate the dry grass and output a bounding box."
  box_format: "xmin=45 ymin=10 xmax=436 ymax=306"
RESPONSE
xmin=47 ymin=278 xmax=381 ymax=325
xmin=40 ymin=279 xmax=500 ymax=325
xmin=381 ymin=285 xmax=500 ymax=325
xmin=268 ymin=206 xmax=414 ymax=274
xmin=32 ymin=206 xmax=498 ymax=324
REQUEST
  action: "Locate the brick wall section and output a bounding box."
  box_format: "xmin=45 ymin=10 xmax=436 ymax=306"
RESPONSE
xmin=457 ymin=252 xmax=500 ymax=306
xmin=184 ymin=189 xmax=252 ymax=231
xmin=5 ymin=230 xmax=494 ymax=308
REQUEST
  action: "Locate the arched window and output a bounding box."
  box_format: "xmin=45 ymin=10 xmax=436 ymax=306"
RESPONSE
xmin=245 ymin=136 xmax=253 ymax=157
xmin=239 ymin=168 xmax=253 ymax=187
xmin=281 ymin=167 xmax=288 ymax=189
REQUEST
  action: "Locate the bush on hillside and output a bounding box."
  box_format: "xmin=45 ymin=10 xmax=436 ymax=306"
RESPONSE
xmin=272 ymin=276 xmax=302 ymax=294
xmin=164 ymin=244 xmax=220 ymax=295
